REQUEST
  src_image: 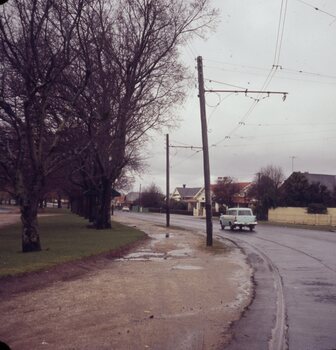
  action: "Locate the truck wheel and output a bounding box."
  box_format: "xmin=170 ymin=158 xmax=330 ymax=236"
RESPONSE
xmin=249 ymin=225 xmax=255 ymax=232
xmin=220 ymin=222 xmax=225 ymax=230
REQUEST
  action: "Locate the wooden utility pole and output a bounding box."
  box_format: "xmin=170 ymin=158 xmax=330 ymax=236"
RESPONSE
xmin=165 ymin=138 xmax=202 ymax=228
xmin=166 ymin=134 xmax=170 ymax=227
xmin=290 ymin=156 xmax=296 ymax=172
xmin=195 ymin=56 xmax=287 ymax=246
xmin=197 ymin=56 xmax=213 ymax=246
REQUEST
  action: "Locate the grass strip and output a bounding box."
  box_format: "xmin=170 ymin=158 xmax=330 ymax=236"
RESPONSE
xmin=0 ymin=210 xmax=146 ymax=277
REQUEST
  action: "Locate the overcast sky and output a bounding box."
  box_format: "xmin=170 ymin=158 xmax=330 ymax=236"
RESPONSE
xmin=132 ymin=0 xmax=336 ymax=194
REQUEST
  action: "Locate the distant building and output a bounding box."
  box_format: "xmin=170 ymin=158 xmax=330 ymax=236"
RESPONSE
xmin=171 ymin=185 xmax=203 ymax=213
xmin=125 ymin=192 xmax=140 ymax=204
xmin=113 ymin=191 xmax=139 ymax=209
xmin=211 ymin=178 xmax=253 ymax=209
xmin=232 ymin=182 xmax=253 ymax=206
xmin=170 ymin=181 xmax=253 ymax=216
xmin=301 ymin=172 xmax=336 ymax=192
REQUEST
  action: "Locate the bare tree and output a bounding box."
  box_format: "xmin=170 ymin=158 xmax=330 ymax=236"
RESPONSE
xmin=136 ymin=183 xmax=164 ymax=209
xmin=0 ymin=0 xmax=89 ymax=251
xmin=249 ymin=165 xmax=285 ymax=220
xmin=68 ymin=0 xmax=218 ymax=228
xmin=212 ymin=177 xmax=239 ymax=208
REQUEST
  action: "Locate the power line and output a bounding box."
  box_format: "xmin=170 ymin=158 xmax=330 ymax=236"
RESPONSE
xmin=205 ymin=62 xmax=336 ymax=82
xmin=206 ymin=64 xmax=336 ymax=86
xmin=211 ymin=0 xmax=290 ymax=147
xmin=207 ymin=92 xmax=235 ymax=127
xmin=204 ymin=59 xmax=270 ymax=72
xmin=281 ymin=67 xmax=336 ymax=80
xmin=244 ymin=121 xmax=336 ymax=127
xmin=223 ymin=128 xmax=336 ymax=140
xmin=212 ymin=135 xmax=336 ymax=148
xmin=205 ymin=78 xmax=248 ymax=90
xmin=274 ymin=0 xmax=289 ymax=66
xmin=169 ymin=149 xmax=202 ymax=170
xmin=295 ymin=0 xmax=336 ymax=20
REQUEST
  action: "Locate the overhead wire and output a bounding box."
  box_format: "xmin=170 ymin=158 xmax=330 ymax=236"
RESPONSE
xmin=294 ymin=0 xmax=336 ymax=20
xmin=169 ymin=149 xmax=202 ymax=170
xmin=244 ymin=121 xmax=336 ymax=127
xmin=207 ymin=92 xmax=235 ymax=125
xmin=210 ymin=0 xmax=289 ymax=147
xmin=205 ymin=78 xmax=248 ymax=90
xmin=213 ymin=134 xmax=336 ymax=148
xmin=274 ymin=0 xmax=289 ymax=66
xmin=205 ymin=64 xmax=336 ymax=86
xmin=204 ymin=62 xmax=336 ymax=82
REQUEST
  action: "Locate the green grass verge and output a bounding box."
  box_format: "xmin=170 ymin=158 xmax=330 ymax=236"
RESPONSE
xmin=0 ymin=210 xmax=146 ymax=277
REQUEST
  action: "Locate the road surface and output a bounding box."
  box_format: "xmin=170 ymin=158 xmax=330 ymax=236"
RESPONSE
xmin=116 ymin=212 xmax=336 ymax=350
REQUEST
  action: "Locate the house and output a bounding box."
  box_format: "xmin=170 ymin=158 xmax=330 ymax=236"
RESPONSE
xmin=171 ymin=185 xmax=203 ymax=213
xmin=232 ymin=182 xmax=253 ymax=206
xmin=301 ymin=172 xmax=336 ymax=192
xmin=211 ymin=179 xmax=253 ymax=212
xmin=171 ymin=181 xmax=254 ymax=217
xmin=113 ymin=191 xmax=139 ymax=209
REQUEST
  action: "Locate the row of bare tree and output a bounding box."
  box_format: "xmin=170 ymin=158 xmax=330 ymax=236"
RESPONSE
xmin=0 ymin=0 xmax=217 ymax=252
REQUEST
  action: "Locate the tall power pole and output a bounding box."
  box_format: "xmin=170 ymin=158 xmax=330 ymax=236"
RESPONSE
xmin=166 ymin=134 xmax=170 ymax=227
xmin=197 ymin=56 xmax=213 ymax=246
xmin=290 ymin=156 xmax=296 ymax=172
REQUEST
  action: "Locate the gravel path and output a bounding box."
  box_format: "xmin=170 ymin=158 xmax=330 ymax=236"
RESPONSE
xmin=0 ymin=212 xmax=252 ymax=350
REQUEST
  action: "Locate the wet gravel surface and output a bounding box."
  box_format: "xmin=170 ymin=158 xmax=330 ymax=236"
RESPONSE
xmin=0 ymin=213 xmax=252 ymax=350
xmin=126 ymin=212 xmax=336 ymax=350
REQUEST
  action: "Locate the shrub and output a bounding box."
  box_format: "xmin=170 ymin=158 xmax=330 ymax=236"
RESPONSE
xmin=307 ymin=203 xmax=327 ymax=214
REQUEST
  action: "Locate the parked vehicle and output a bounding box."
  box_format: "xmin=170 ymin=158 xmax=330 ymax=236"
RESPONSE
xmin=219 ymin=207 xmax=257 ymax=231
xmin=121 ymin=206 xmax=130 ymax=212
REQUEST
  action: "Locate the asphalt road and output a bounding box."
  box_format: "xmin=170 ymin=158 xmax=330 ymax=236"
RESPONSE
xmin=116 ymin=212 xmax=336 ymax=350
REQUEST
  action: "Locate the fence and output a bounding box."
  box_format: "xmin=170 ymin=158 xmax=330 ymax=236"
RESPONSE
xmin=268 ymin=207 xmax=336 ymax=226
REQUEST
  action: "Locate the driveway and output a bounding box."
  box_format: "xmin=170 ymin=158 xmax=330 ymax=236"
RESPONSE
xmin=0 ymin=213 xmax=252 ymax=350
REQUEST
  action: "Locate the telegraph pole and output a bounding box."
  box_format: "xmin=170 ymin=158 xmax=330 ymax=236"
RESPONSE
xmin=197 ymin=56 xmax=213 ymax=246
xmin=165 ymin=136 xmax=202 ymax=227
xmin=196 ymin=56 xmax=288 ymax=246
xmin=166 ymin=134 xmax=170 ymax=227
xmin=290 ymin=156 xmax=296 ymax=172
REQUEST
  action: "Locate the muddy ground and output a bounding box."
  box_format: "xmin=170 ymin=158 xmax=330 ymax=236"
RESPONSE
xmin=0 ymin=212 xmax=252 ymax=350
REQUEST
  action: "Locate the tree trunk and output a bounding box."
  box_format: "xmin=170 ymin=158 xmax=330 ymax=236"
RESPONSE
xmin=88 ymin=195 xmax=96 ymax=223
xmin=95 ymin=178 xmax=112 ymax=229
xmin=57 ymin=194 xmax=62 ymax=209
xmin=21 ymin=197 xmax=41 ymax=252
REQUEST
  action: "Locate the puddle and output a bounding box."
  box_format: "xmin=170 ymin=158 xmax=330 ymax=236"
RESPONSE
xmin=151 ymin=233 xmax=174 ymax=241
xmin=168 ymin=247 xmax=193 ymax=257
xmin=116 ymin=251 xmax=167 ymax=262
xmin=172 ymin=265 xmax=203 ymax=270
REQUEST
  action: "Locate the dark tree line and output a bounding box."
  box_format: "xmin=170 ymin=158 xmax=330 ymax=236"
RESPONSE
xmin=248 ymin=168 xmax=336 ymax=219
xmin=0 ymin=0 xmax=217 ymax=252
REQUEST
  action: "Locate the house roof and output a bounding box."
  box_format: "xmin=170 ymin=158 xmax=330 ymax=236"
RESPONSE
xmin=302 ymin=172 xmax=336 ymax=192
xmin=210 ymin=182 xmax=251 ymax=193
xmin=125 ymin=192 xmax=140 ymax=202
xmin=235 ymin=182 xmax=252 ymax=191
xmin=175 ymin=187 xmax=202 ymax=198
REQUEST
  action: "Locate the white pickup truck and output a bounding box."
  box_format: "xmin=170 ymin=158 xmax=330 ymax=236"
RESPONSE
xmin=219 ymin=207 xmax=257 ymax=231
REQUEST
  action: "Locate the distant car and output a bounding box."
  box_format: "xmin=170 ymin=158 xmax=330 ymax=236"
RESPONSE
xmin=220 ymin=207 xmax=257 ymax=231
xmin=121 ymin=206 xmax=130 ymax=212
